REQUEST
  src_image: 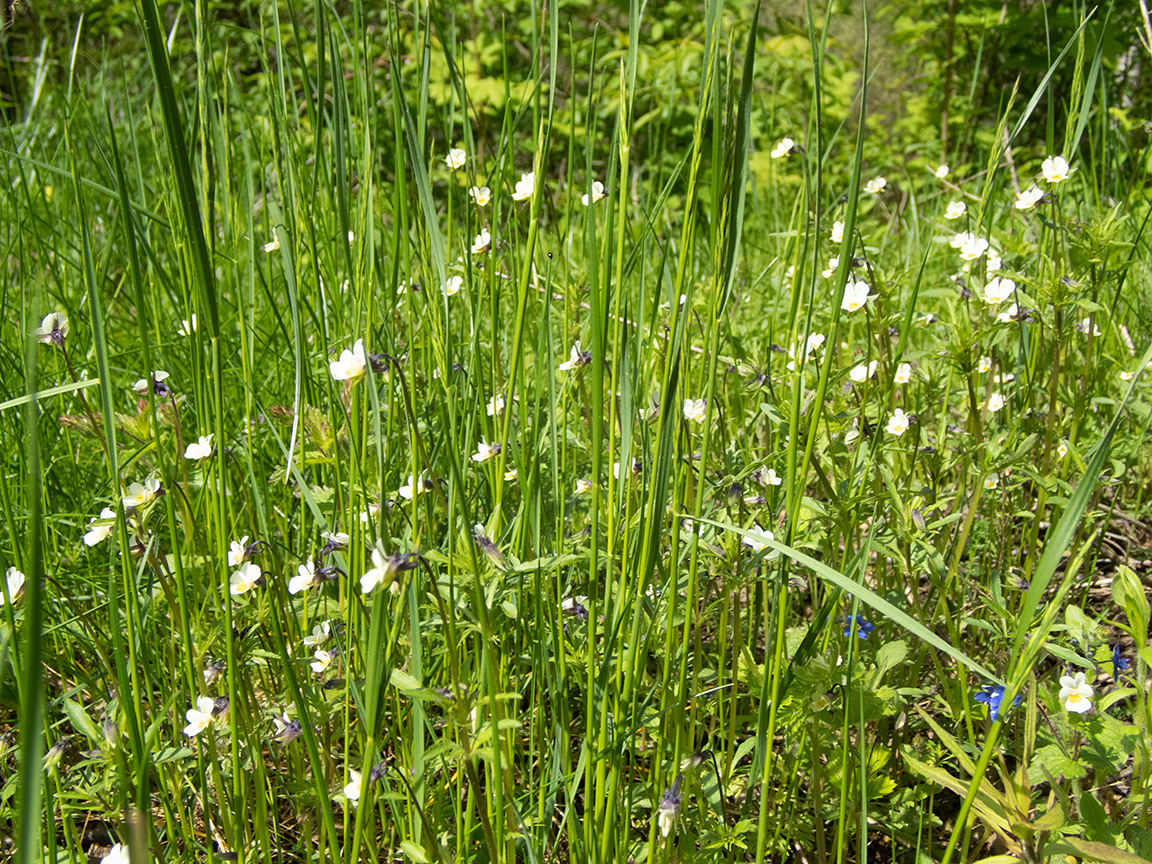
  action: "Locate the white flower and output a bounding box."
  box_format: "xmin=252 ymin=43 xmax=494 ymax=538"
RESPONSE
xmin=762 ymin=468 xmax=782 ymax=486
xmin=398 ymin=474 xmax=428 ymax=500
xmin=262 ymin=234 xmax=280 ymax=252
xmin=950 ymin=231 xmax=975 ymax=249
xmin=574 ymin=478 xmax=593 ymax=494
xmin=343 ymin=768 xmax=363 ymax=804
xmin=581 ymin=180 xmax=605 ymax=206
xmin=558 ymin=340 xmax=590 ymax=372
xmin=512 ymin=171 xmax=535 ymax=201
xmin=934 ymin=164 xmax=949 ymax=180
xmin=996 ymin=303 xmax=1020 ymax=324
xmin=348 ymin=230 xmax=355 ymax=243
xmin=227 ymin=537 xmax=250 ymax=567
xmin=770 ymin=137 xmax=794 ymax=158
xmin=982 ymin=277 xmax=1015 ymax=305
xmin=1042 ymin=155 xmax=1071 ymax=184
xmin=329 ymin=339 xmax=367 ymax=381
xmin=894 ymin=362 xmax=911 ymax=384
xmin=122 ymin=478 xmax=161 ymax=509
xmin=361 ymin=543 xmax=392 ymax=593
xmin=959 ymin=236 xmax=989 ymax=261
xmin=229 ymin=562 xmax=261 ymax=595
xmin=841 ymin=281 xmax=871 ymax=312
xmin=885 ymin=408 xmax=910 ymax=437
xmin=742 ymin=524 xmax=779 ymax=559
xmin=1078 ymin=317 xmax=1102 ymax=337
xmin=683 ymin=398 xmax=707 ymax=422
xmin=1058 ymin=671 xmax=1093 ymax=713
xmin=978 ymin=356 xmax=992 ymax=373
xmin=986 ymin=252 xmax=1002 ymax=272
xmin=177 ymin=315 xmax=198 ymax=336
xmin=183 ymin=696 xmax=216 ymax=737
xmin=469 ymin=185 xmax=491 ymax=206
xmin=310 ymin=649 xmax=333 ymax=674
xmin=822 ymin=257 xmax=839 ymax=279
xmin=826 ymin=224 xmax=843 ymax=248
xmin=289 ymin=561 xmax=316 ymax=595
xmin=1015 ymin=186 xmax=1044 ymax=210
xmin=2 ymin=567 xmax=25 ymax=605
xmin=864 ymin=176 xmax=887 ymax=195
xmin=442 ymin=276 xmax=463 ymax=296
xmin=987 ymin=392 xmax=1005 ymax=413
xmin=445 ymin=148 xmax=466 ymax=170
xmin=101 ymin=844 xmax=131 ymax=864
xmin=34 ymin=312 xmax=70 ymax=345
xmin=471 ymin=229 xmax=491 ymax=254
xmin=486 ymin=395 xmax=505 ymax=416
xmin=1121 ymin=370 xmax=1134 ymax=381
xmin=1056 ymin=441 xmax=1068 ymax=458
xmin=504 ymin=468 xmax=518 ymax=480
xmin=849 ymin=360 xmax=877 ymax=383
xmin=132 ymin=370 xmax=170 ymax=394
xmin=472 ymin=439 xmax=500 ymax=462
xmin=322 ymin=531 xmax=349 ymax=549
xmin=944 ymin=201 xmax=966 ymax=220
xmin=657 ymin=806 xmax=676 ymax=838
xmin=83 ymin=508 xmax=117 ymax=547
xmin=995 ymin=372 xmax=1015 ymax=384
xmin=184 ymin=434 xmax=214 ymax=461
xmin=303 ymin=621 xmax=331 ymax=647
xmin=983 ymin=474 xmax=999 ymax=490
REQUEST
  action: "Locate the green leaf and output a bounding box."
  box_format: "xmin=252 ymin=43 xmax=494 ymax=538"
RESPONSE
xmin=1030 ymin=743 xmax=1086 ymax=781
xmin=0 ymin=379 xmax=100 ymax=412
xmin=1046 ymin=837 xmax=1152 ymax=864
xmin=399 ymin=841 xmax=431 ymax=863
xmin=1111 ymin=565 xmax=1149 ymax=645
xmin=62 ymin=699 xmax=101 ymax=745
xmin=875 ymin=639 xmax=908 ymax=674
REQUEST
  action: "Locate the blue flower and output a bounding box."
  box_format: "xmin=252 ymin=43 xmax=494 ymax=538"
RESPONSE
xmin=973 ymin=684 xmax=1022 ymax=722
xmin=843 ymin=615 xmax=873 ymax=639
xmin=1112 ymin=644 xmax=1131 ymax=680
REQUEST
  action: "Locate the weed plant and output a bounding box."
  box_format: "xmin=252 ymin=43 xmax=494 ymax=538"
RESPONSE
xmin=2 ymin=1 xmax=1152 ymax=863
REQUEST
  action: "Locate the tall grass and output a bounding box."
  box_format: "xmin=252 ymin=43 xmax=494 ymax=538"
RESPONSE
xmin=2 ymin=1 xmax=1151 ymax=863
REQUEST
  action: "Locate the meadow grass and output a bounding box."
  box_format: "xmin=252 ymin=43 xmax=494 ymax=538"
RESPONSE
xmin=2 ymin=1 xmax=1152 ymax=863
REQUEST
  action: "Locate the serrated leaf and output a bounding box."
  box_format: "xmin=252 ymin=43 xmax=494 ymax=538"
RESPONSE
xmin=1030 ymin=743 xmax=1086 ymax=780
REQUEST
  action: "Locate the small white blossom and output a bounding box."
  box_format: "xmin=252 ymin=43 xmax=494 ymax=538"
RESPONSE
xmin=486 ymin=395 xmax=506 ymax=416
xmin=343 ymin=768 xmax=363 ymax=804
xmin=227 ymin=536 xmax=250 ymax=567
xmin=122 ymin=478 xmax=161 ymax=510
xmin=83 ymin=508 xmax=117 ymax=547
xmin=864 ymin=176 xmax=887 ymax=195
xmin=1015 ymin=186 xmax=1044 ymax=210
xmin=229 ymin=562 xmax=261 ymax=595
xmin=894 ymin=362 xmax=911 ymax=384
xmin=512 ymin=172 xmax=535 ymax=201
xmin=303 ymin=621 xmax=331 ymax=647
xmin=2 ymin=567 xmax=25 ymax=606
xmin=978 ymin=356 xmax=992 ymax=373
xmin=262 ymin=234 xmax=280 ymax=252
xmin=982 ymin=277 xmax=1015 ymax=305
xmin=683 ymin=399 xmax=707 ymax=422
xmin=581 ymin=180 xmax=605 ymax=206
xmin=841 ymin=281 xmax=871 ymax=312
xmin=983 ymin=474 xmax=999 ymax=490
xmin=770 ymin=137 xmax=794 ymax=158
xmin=959 ymin=236 xmax=989 ymax=261
xmin=310 ymin=649 xmax=333 ymax=674
xmin=184 ymin=434 xmax=214 ymax=461
xmin=471 ymin=229 xmax=491 ymax=255
xmin=849 ymin=361 xmax=877 ymax=383
xmin=101 ymin=844 xmax=131 ymax=864
xmin=934 ymin=164 xmax=949 ymax=180
xmin=987 ymin=392 xmax=1005 ymax=413
xmin=1058 ymin=671 xmax=1093 ymax=713
xmin=574 ymin=478 xmax=593 ymax=494
xmin=469 ymin=186 xmax=491 ymax=207
xmin=289 ymin=561 xmax=316 ymax=595
xmin=442 ymin=276 xmax=463 ymax=297
xmin=1041 ymin=155 xmax=1071 ymax=184
xmin=445 ymin=148 xmax=466 ymax=170
xmin=472 ymin=439 xmax=500 ymax=462
xmin=183 ymin=696 xmax=216 ymax=737
xmin=329 ymin=339 xmax=367 ymax=381
xmin=886 ymin=408 xmax=910 ymax=437
xmin=558 ymin=340 xmax=590 ymax=372
xmin=822 ymin=257 xmax=839 ymax=279
xmin=944 ymin=201 xmax=966 ymax=220
xmin=34 ymin=312 xmax=70 ymax=345
xmin=831 ymin=221 xmax=844 ymax=243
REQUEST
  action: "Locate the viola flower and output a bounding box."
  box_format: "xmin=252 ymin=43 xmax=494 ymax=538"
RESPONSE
xmin=982 ymin=277 xmax=1015 ymax=305
xmin=303 ymin=621 xmax=332 ymax=648
xmin=843 ymin=614 xmax=873 ymax=639
xmin=973 ymin=684 xmax=1022 ymax=722
xmin=758 ymin=468 xmax=783 ymax=487
xmin=229 ymin=562 xmax=261 ymax=595
xmin=995 ymin=372 xmax=1015 ymax=384
xmin=864 ymin=176 xmax=887 ymax=195
xmin=311 ymin=649 xmax=334 ymax=674
xmin=1058 ymin=671 xmax=1093 ymax=713
xmin=841 ymin=281 xmax=871 ymax=312
xmin=986 ymin=392 xmax=1005 ymax=413
xmin=894 ymin=363 xmax=912 ymax=384
xmin=770 ymin=137 xmax=794 ymax=158
xmin=272 ymin=713 xmax=303 ymax=744
xmin=471 ymin=229 xmax=491 ymax=254
xmin=1112 ymin=644 xmax=1130 ymax=679
xmin=472 ymin=439 xmax=500 ymax=462
xmin=2 ymin=567 xmax=25 ymax=606
xmin=469 ymin=185 xmax=491 ymax=207
xmin=132 ymin=370 xmax=171 ymax=397
xmin=329 ymin=339 xmax=367 ymax=381
xmin=683 ymin=398 xmax=707 ymax=422
xmin=978 ymin=356 xmax=992 ymax=373
xmin=959 ymin=236 xmax=989 ymax=261
xmin=656 ymin=777 xmax=683 ymax=838
xmin=343 ymin=768 xmax=364 ymax=805
xmin=227 ymin=537 xmax=251 ymax=567
xmin=504 ymin=468 xmax=518 ymax=480
xmin=822 ymin=257 xmax=839 ymax=278
xmin=184 ymin=434 xmax=213 ymax=461
xmin=444 ymin=148 xmax=466 ymax=171
xmin=831 ymin=220 xmax=844 ymax=243
xmin=361 ymin=543 xmax=397 ymax=593
xmin=986 ymin=252 xmax=1003 ymax=272
xmin=83 ymin=508 xmax=117 ymax=547
xmin=34 ymin=312 xmax=69 ymax=347
xmin=742 ymin=525 xmax=779 ymax=559
xmin=1056 ymin=441 xmax=1068 ymax=458
xmin=262 ymin=232 xmax=282 ymax=253
xmin=983 ymin=474 xmax=999 ymax=490
xmin=289 ymin=561 xmax=317 ymax=595
xmin=581 ymin=180 xmax=606 ymax=206
xmin=558 ymin=340 xmax=592 ymax=372
xmin=934 ymin=164 xmax=950 ymax=180
xmin=996 ymin=303 xmax=1020 ymax=324
xmin=811 ymin=687 xmax=832 ymax=712
xmin=100 ymin=844 xmax=130 ymax=864
xmin=849 ymin=360 xmax=878 ymax=383
xmin=511 ymin=172 xmax=535 ymax=201
xmin=442 ymin=276 xmax=463 ymax=297
xmin=177 ymin=315 xmax=197 ymax=336
xmin=944 ymin=201 xmax=966 ymax=220
xmin=320 ymin=531 xmax=350 ymax=555
xmin=1076 ymin=317 xmax=1102 ymax=337
xmin=950 ymin=231 xmax=975 ymax=249
xmin=183 ymin=696 xmax=216 ymax=737
xmin=1015 ymin=186 xmax=1044 ymax=210
xmin=886 ymin=408 xmax=910 ymax=437
xmin=573 ymin=478 xmax=593 ymax=494
xmin=486 ymin=395 xmax=505 ymax=416
xmin=1042 ymin=155 xmax=1071 ymax=184
xmin=1121 ymin=370 xmax=1134 ymax=381
xmin=121 ymin=478 xmax=161 ymax=510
